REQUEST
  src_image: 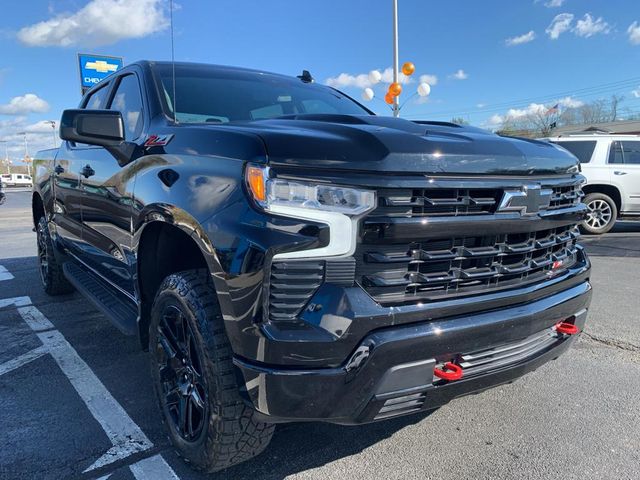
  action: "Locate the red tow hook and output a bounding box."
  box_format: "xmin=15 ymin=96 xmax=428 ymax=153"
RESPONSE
xmin=555 ymin=322 xmax=580 ymax=335
xmin=433 ymin=362 xmax=464 ymax=381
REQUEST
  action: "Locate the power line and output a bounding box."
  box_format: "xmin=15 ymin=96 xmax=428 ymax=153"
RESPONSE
xmin=405 ymin=76 xmax=640 ymax=120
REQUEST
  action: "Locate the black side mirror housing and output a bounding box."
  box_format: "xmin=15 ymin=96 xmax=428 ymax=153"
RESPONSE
xmin=59 ymin=109 xmax=138 ymax=166
xmin=60 ymin=109 xmax=124 ymax=146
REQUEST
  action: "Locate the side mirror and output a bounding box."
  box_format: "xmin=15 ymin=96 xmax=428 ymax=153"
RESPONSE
xmin=60 ymin=109 xmax=125 ymax=147
xmin=60 ymin=109 xmax=138 ymax=166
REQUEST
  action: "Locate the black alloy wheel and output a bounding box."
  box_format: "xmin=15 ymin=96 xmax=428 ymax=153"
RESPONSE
xmin=149 ymin=270 xmax=274 ymax=472
xmin=155 ymin=304 xmax=208 ymax=442
xmin=36 ymin=216 xmax=74 ymax=295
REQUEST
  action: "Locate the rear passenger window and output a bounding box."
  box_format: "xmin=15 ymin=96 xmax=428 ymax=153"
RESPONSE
xmin=621 ymin=141 xmax=640 ymax=164
xmin=552 ymin=141 xmax=596 ymax=163
xmin=84 ymin=84 xmax=110 ymax=109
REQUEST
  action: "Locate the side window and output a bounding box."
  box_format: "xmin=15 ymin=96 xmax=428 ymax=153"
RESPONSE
xmin=109 ymin=75 xmax=144 ymax=141
xmin=621 ymin=141 xmax=640 ymax=165
xmin=552 ymin=141 xmax=596 ymax=163
xmin=608 ymin=141 xmax=624 ymax=164
xmin=84 ymin=84 xmax=110 ymax=110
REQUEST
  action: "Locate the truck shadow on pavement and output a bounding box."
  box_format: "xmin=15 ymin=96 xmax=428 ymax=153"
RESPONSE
xmin=580 ymin=221 xmax=640 ymax=257
xmin=216 ymin=412 xmax=434 ymax=479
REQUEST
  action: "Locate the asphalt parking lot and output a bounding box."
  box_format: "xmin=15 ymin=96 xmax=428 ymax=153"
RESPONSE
xmin=1 ymin=189 xmax=639 ymax=480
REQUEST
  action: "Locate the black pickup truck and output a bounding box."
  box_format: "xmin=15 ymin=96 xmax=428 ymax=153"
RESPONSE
xmin=32 ymin=61 xmax=592 ymax=472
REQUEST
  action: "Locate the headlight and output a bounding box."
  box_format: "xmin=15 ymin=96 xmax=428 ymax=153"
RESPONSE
xmin=245 ymin=165 xmax=376 ymax=259
xmin=246 ymin=165 xmax=375 ymax=216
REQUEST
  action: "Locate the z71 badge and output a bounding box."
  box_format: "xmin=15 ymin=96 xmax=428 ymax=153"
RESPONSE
xmin=144 ymin=134 xmax=174 ymax=147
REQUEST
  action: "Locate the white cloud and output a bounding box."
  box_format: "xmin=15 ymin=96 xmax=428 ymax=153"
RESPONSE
xmin=628 ymin=21 xmax=640 ymax=45
xmin=573 ymin=13 xmax=610 ymax=38
xmin=632 ymin=87 xmax=640 ymax=98
xmin=485 ymin=96 xmax=583 ymax=128
xmin=25 ymin=120 xmax=57 ymax=134
xmin=419 ymin=74 xmax=438 ymax=86
xmin=546 ymin=13 xmax=574 ymax=39
xmin=557 ymin=96 xmax=584 ymax=108
xmin=0 ymin=117 xmax=60 ymax=163
xmin=449 ymin=69 xmax=468 ymax=80
xmin=505 ymin=30 xmax=536 ymax=46
xmin=325 ymin=67 xmax=413 ymax=89
xmin=0 ymin=94 xmax=49 ymax=115
xmin=544 ymin=0 xmax=565 ymax=7
xmin=476 ymin=103 xmax=486 ymax=108
xmin=17 ymin=0 xmax=169 ymax=47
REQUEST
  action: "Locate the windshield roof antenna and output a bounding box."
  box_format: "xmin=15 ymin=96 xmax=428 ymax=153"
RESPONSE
xmin=170 ymin=0 xmax=178 ymax=123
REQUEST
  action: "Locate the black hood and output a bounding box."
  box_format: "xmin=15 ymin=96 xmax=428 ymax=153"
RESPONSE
xmin=222 ymin=114 xmax=578 ymax=176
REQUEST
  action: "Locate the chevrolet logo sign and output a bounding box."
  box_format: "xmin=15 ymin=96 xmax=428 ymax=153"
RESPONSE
xmin=85 ymin=60 xmax=119 ymax=73
xmin=497 ymin=184 xmax=552 ymax=215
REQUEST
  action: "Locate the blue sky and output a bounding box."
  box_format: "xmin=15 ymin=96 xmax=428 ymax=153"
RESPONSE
xmin=1 ymin=0 xmax=639 ymax=162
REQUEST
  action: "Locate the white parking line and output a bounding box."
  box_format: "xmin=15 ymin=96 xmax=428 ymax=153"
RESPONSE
xmin=0 ymin=265 xmax=14 ymax=281
xmin=129 ymin=454 xmax=181 ymax=480
xmin=16 ymin=305 xmax=154 ymax=472
xmin=1 ymin=296 xmax=181 ymax=479
xmin=0 ymin=296 xmax=31 ymax=309
xmin=0 ymin=345 xmax=48 ymax=377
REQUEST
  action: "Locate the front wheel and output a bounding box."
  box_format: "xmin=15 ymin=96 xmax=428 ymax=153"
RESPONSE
xmin=36 ymin=217 xmax=74 ymax=295
xmin=581 ymin=193 xmax=617 ymax=235
xmin=149 ymin=269 xmax=274 ymax=472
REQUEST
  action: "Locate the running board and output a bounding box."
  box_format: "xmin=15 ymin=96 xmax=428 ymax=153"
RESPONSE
xmin=62 ymin=262 xmax=138 ymax=335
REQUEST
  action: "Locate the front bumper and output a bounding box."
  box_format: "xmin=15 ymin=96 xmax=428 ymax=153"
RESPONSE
xmin=234 ymin=280 xmax=591 ymax=424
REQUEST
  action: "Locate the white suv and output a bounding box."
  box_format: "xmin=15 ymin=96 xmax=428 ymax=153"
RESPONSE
xmin=542 ymin=134 xmax=640 ymax=234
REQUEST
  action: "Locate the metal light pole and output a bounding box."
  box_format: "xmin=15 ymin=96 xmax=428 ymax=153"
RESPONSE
xmin=0 ymin=140 xmax=9 ymax=174
xmin=44 ymin=120 xmax=57 ymax=148
xmin=392 ymin=0 xmax=400 ymax=117
xmin=19 ymin=132 xmax=31 ymax=177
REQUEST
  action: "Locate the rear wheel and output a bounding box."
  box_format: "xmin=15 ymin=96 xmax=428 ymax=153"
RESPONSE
xmin=149 ymin=269 xmax=274 ymax=472
xmin=582 ymin=193 xmax=617 ymax=234
xmin=36 ymin=217 xmax=74 ymax=295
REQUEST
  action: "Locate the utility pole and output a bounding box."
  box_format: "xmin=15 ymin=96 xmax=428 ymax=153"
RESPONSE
xmin=392 ymin=0 xmax=399 ymax=118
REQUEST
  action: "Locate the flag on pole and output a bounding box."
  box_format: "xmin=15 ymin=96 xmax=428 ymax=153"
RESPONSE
xmin=546 ymin=103 xmax=559 ymax=115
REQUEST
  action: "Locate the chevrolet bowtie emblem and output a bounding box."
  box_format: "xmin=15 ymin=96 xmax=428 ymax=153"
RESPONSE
xmin=85 ymin=60 xmax=119 ymax=74
xmin=498 ymin=184 xmax=552 ymax=215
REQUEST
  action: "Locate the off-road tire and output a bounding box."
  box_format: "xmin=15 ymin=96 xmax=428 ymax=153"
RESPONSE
xmin=581 ymin=192 xmax=617 ymax=235
xmin=149 ymin=269 xmax=274 ymax=472
xmin=36 ymin=216 xmax=74 ymax=295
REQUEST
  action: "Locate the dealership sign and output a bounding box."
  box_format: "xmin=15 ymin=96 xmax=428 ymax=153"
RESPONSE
xmin=78 ymin=54 xmax=123 ymax=94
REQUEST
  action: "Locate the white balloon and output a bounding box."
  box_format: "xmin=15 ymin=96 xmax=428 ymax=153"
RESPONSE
xmin=361 ymin=88 xmax=375 ymax=101
xmin=368 ymin=70 xmax=382 ymax=85
xmin=417 ymin=82 xmax=431 ymax=97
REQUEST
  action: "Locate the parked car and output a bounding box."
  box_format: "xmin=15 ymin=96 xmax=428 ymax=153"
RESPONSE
xmin=32 ymin=61 xmax=592 ymax=472
xmin=542 ymin=134 xmax=640 ymax=234
xmin=0 ymin=173 xmax=33 ymax=187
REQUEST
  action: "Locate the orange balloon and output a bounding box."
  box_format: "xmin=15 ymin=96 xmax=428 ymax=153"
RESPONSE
xmin=389 ymin=82 xmax=402 ymax=97
xmin=402 ymin=62 xmax=415 ymax=76
xmin=384 ymin=93 xmax=394 ymax=104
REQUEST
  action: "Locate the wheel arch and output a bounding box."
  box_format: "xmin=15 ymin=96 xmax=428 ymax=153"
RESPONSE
xmin=135 ymin=215 xmax=225 ymax=349
xmin=32 ymin=191 xmax=45 ymax=227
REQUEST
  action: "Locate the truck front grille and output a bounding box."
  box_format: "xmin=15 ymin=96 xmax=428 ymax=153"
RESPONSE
xmin=371 ymin=183 xmax=582 ymax=218
xmin=356 ymin=225 xmax=580 ymax=305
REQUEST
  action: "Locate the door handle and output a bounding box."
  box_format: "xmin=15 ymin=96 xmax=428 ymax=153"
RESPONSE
xmin=54 ymin=165 xmax=64 ymax=175
xmin=614 ymin=171 xmax=628 ymax=176
xmin=81 ymin=165 xmax=95 ymax=179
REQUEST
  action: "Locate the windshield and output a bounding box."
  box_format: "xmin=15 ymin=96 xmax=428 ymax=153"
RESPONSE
xmin=155 ymin=64 xmax=371 ymax=123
